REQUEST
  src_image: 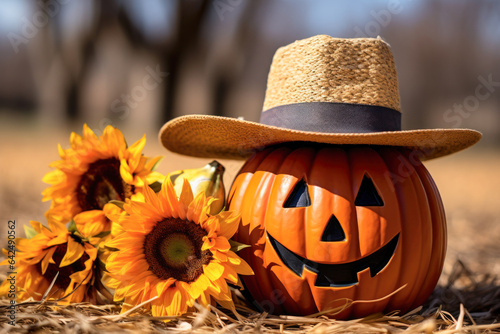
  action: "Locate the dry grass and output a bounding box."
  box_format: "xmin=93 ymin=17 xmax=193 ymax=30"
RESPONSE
xmin=0 ymin=259 xmax=499 ymax=333
xmin=1 ymin=124 xmax=499 ymax=333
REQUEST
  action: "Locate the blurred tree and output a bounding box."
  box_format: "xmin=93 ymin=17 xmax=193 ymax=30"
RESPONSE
xmin=0 ymin=0 xmax=498 ymax=142
xmin=382 ymin=0 xmax=500 ymax=130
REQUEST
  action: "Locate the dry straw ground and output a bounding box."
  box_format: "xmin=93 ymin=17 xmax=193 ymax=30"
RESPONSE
xmin=0 ymin=259 xmax=499 ymax=333
xmin=0 ymin=125 xmax=499 ymax=333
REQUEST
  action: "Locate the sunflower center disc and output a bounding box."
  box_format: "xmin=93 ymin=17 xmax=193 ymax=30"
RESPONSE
xmin=76 ymin=158 xmax=134 ymax=211
xmin=36 ymin=237 xmax=90 ymax=289
xmin=144 ymin=218 xmax=213 ymax=283
xmin=161 ymin=233 xmax=196 ymax=268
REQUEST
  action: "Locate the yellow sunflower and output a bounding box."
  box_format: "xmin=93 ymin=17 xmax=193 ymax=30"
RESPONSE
xmin=0 ymin=220 xmax=97 ymax=304
xmin=104 ymin=178 xmax=253 ymax=316
xmin=73 ymin=202 xmax=124 ymax=243
xmin=42 ymin=124 xmax=163 ymax=235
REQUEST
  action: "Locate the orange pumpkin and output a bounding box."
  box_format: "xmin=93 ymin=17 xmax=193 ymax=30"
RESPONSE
xmin=229 ymin=144 xmax=446 ymax=318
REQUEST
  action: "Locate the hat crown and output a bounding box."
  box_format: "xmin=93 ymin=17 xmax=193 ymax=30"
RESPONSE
xmin=263 ymin=35 xmax=401 ymax=112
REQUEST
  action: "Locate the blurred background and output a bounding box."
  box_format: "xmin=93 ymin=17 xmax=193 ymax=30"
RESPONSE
xmin=0 ymin=0 xmax=499 ymax=277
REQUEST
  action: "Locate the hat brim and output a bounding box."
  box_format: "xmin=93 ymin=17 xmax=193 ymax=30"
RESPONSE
xmin=159 ymin=115 xmax=482 ymax=160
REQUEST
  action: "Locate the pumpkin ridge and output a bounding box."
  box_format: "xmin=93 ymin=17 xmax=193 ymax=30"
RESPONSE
xmin=268 ymin=147 xmax=313 ymax=314
xmin=405 ymin=156 xmax=434 ymax=306
xmin=354 ymin=148 xmax=404 ymax=315
xmin=412 ymin=161 xmax=447 ymax=310
xmin=249 ymin=147 xmax=294 ymax=313
xmin=304 ymin=147 xmax=319 ymax=262
xmin=371 ymin=148 xmax=406 ymax=315
xmin=377 ymin=148 xmax=424 ymax=312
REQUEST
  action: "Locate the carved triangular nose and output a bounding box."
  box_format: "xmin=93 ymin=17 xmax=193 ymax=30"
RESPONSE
xmin=321 ymin=215 xmax=346 ymax=242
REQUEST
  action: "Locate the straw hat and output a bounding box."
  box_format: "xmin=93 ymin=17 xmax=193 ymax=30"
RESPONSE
xmin=159 ymin=35 xmax=481 ymax=160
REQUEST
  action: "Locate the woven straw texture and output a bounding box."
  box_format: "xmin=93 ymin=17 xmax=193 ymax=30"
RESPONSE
xmin=159 ymin=35 xmax=481 ymax=160
xmin=263 ymin=35 xmax=400 ymax=111
xmin=160 ymin=115 xmax=480 ymax=160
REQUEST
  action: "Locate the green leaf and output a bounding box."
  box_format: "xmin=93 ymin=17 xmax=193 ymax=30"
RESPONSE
xmin=149 ymin=181 xmax=162 ymax=193
xmin=229 ymin=239 xmax=251 ymax=253
xmin=67 ymin=220 xmax=79 ymax=234
xmin=109 ymin=200 xmax=125 ymax=210
xmin=24 ymin=225 xmax=38 ymax=239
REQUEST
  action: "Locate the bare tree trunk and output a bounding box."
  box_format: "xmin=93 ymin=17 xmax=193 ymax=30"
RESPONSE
xmin=159 ymin=0 xmax=211 ymax=125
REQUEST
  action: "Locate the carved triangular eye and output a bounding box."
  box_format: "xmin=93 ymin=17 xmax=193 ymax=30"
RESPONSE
xmin=355 ymin=175 xmax=384 ymax=206
xmin=321 ymin=215 xmax=346 ymax=242
xmin=284 ymin=179 xmax=311 ymax=208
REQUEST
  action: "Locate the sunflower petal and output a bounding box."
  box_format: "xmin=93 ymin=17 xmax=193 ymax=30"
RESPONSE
xmin=140 ymin=181 xmax=161 ymax=211
xmin=216 ymin=211 xmax=241 ymax=239
xmin=178 ymin=179 xmax=194 ymax=220
xmin=144 ymin=155 xmax=163 ymax=171
xmin=42 ymin=170 xmax=65 ymax=186
xmin=83 ymin=242 xmax=98 ymax=260
xmin=82 ymin=124 xmax=99 ymax=143
xmin=40 ymin=247 xmax=57 ymax=275
xmin=213 ymin=236 xmax=231 ymax=252
xmin=159 ymin=177 xmax=178 ymax=217
xmin=187 ymin=192 xmax=207 ymax=223
xmin=48 ymin=221 xmax=69 ymax=236
xmin=203 ymin=261 xmax=225 ymax=282
xmin=120 ymin=159 xmax=134 ymax=184
xmin=163 ymin=286 xmax=183 ymax=316
xmin=227 ymin=251 xmax=254 ymax=275
xmin=60 ymin=237 xmax=85 ymax=267
xmin=29 ymin=220 xmax=44 ymax=234
xmin=156 ymin=277 xmax=176 ymax=296
xmin=105 ymin=233 xmax=144 ymax=251
xmin=102 ymin=125 xmax=126 ymax=155
xmin=46 ymin=233 xmax=68 ymax=247
xmin=127 ymin=135 xmax=146 ymax=161
xmin=70 ymin=131 xmax=82 ymax=148
xmin=213 ymin=250 xmax=228 ymax=262
xmin=190 ymin=274 xmax=210 ymax=300
xmin=73 ymin=210 xmax=108 ymax=237
xmin=215 ymin=297 xmax=235 ymax=311
xmin=198 ymin=290 xmax=211 ymax=307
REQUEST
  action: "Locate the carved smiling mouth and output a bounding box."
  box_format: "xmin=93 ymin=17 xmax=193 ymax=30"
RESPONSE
xmin=268 ymin=232 xmax=400 ymax=287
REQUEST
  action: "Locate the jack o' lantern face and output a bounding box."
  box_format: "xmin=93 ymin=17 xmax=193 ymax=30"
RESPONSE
xmin=267 ymin=175 xmax=400 ymax=287
xmin=229 ymin=145 xmax=447 ymax=318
